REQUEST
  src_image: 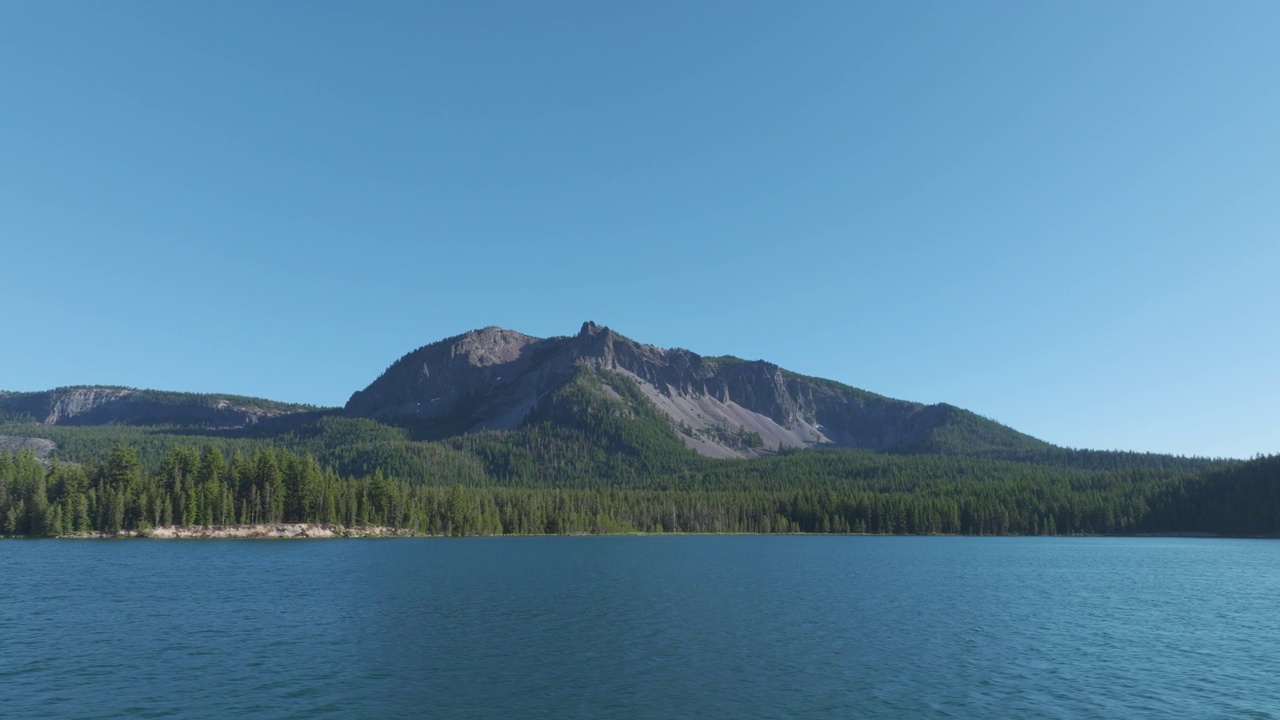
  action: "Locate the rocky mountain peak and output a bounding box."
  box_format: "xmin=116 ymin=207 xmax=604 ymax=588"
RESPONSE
xmin=343 ymin=322 xmax=1047 ymax=459
xmin=448 ymin=326 xmax=537 ymax=367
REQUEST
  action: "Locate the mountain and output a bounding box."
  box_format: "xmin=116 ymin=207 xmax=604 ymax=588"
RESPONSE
xmin=0 ymin=386 xmax=321 ymax=429
xmin=345 ymin=321 xmax=1049 ymax=458
xmin=4 ymin=323 xmax=1259 ymax=538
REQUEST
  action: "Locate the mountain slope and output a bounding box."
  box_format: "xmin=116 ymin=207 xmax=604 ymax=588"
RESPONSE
xmin=0 ymin=386 xmax=321 ymax=429
xmin=345 ymin=321 xmax=1049 ymax=459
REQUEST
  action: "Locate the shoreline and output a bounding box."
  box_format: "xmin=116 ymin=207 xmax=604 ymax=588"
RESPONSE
xmin=17 ymin=526 xmax=1274 ymax=540
xmin=55 ymin=523 xmax=419 ymax=539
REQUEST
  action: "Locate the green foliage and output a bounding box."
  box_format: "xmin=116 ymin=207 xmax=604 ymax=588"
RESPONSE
xmin=1146 ymin=453 xmax=1280 ymax=535
xmin=0 ymin=422 xmax=272 ymax=469
xmin=695 ymin=423 xmax=764 ymax=451
xmin=900 ymin=404 xmax=1050 ymax=455
xmin=3 ymin=440 xmax=1269 ymax=538
xmin=0 ymin=404 xmax=1269 ymax=538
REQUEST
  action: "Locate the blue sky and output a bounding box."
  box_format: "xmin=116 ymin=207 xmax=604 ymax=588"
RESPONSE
xmin=2 ymin=1 xmax=1276 ymax=458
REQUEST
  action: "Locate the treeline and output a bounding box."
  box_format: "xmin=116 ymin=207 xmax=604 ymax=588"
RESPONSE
xmin=0 ymin=422 xmax=272 ymax=471
xmin=1146 ymin=454 xmax=1280 ymax=536
xmin=3 ymin=445 xmax=1275 ymax=538
xmin=0 ymin=445 xmax=437 ymax=537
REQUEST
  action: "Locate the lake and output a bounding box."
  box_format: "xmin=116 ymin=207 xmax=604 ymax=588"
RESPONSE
xmin=2 ymin=537 xmax=1277 ymax=719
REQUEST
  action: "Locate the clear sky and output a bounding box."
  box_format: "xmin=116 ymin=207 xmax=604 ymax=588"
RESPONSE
xmin=2 ymin=1 xmax=1277 ymax=458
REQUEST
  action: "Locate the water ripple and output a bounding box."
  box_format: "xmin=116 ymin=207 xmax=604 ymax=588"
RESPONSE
xmin=2 ymin=537 xmax=1278 ymax=718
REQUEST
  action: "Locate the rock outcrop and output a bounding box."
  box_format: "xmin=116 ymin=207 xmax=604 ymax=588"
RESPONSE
xmin=345 ymin=321 xmax=1046 ymax=458
xmin=0 ymin=435 xmax=57 ymax=461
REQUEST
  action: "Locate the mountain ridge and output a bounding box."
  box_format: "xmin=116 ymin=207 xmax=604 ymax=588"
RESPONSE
xmin=0 ymin=323 xmax=1052 ymax=459
xmin=2 ymin=322 xmax=1055 ymax=459
xmin=344 ymin=321 xmax=1049 ymax=459
xmin=0 ymin=386 xmax=322 ymax=429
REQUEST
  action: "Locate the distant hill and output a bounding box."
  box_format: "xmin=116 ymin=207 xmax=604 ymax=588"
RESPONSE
xmin=0 ymin=386 xmax=322 ymax=429
xmin=345 ymin=321 xmax=1049 ymax=458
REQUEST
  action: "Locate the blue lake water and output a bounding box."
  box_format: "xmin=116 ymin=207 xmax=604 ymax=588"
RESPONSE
xmin=2 ymin=536 xmax=1278 ymax=719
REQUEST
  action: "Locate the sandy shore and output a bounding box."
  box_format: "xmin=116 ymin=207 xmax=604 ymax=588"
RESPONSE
xmin=60 ymin=523 xmax=418 ymax=539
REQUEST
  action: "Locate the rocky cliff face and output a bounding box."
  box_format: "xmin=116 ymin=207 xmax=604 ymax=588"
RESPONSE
xmin=346 ymin=321 xmax=1045 ymax=458
xmin=0 ymin=387 xmax=317 ymax=429
xmin=345 ymin=327 xmax=556 ymax=428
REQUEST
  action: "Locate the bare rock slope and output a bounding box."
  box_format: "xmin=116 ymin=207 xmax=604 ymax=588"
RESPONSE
xmin=346 ymin=322 xmax=1046 ymax=458
xmin=0 ymin=435 xmax=57 ymax=461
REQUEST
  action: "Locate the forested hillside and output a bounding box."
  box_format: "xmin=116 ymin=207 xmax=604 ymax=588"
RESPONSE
xmin=1 ymin=418 xmax=1272 ymax=538
xmin=1 ymin=443 xmax=1272 ymax=538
